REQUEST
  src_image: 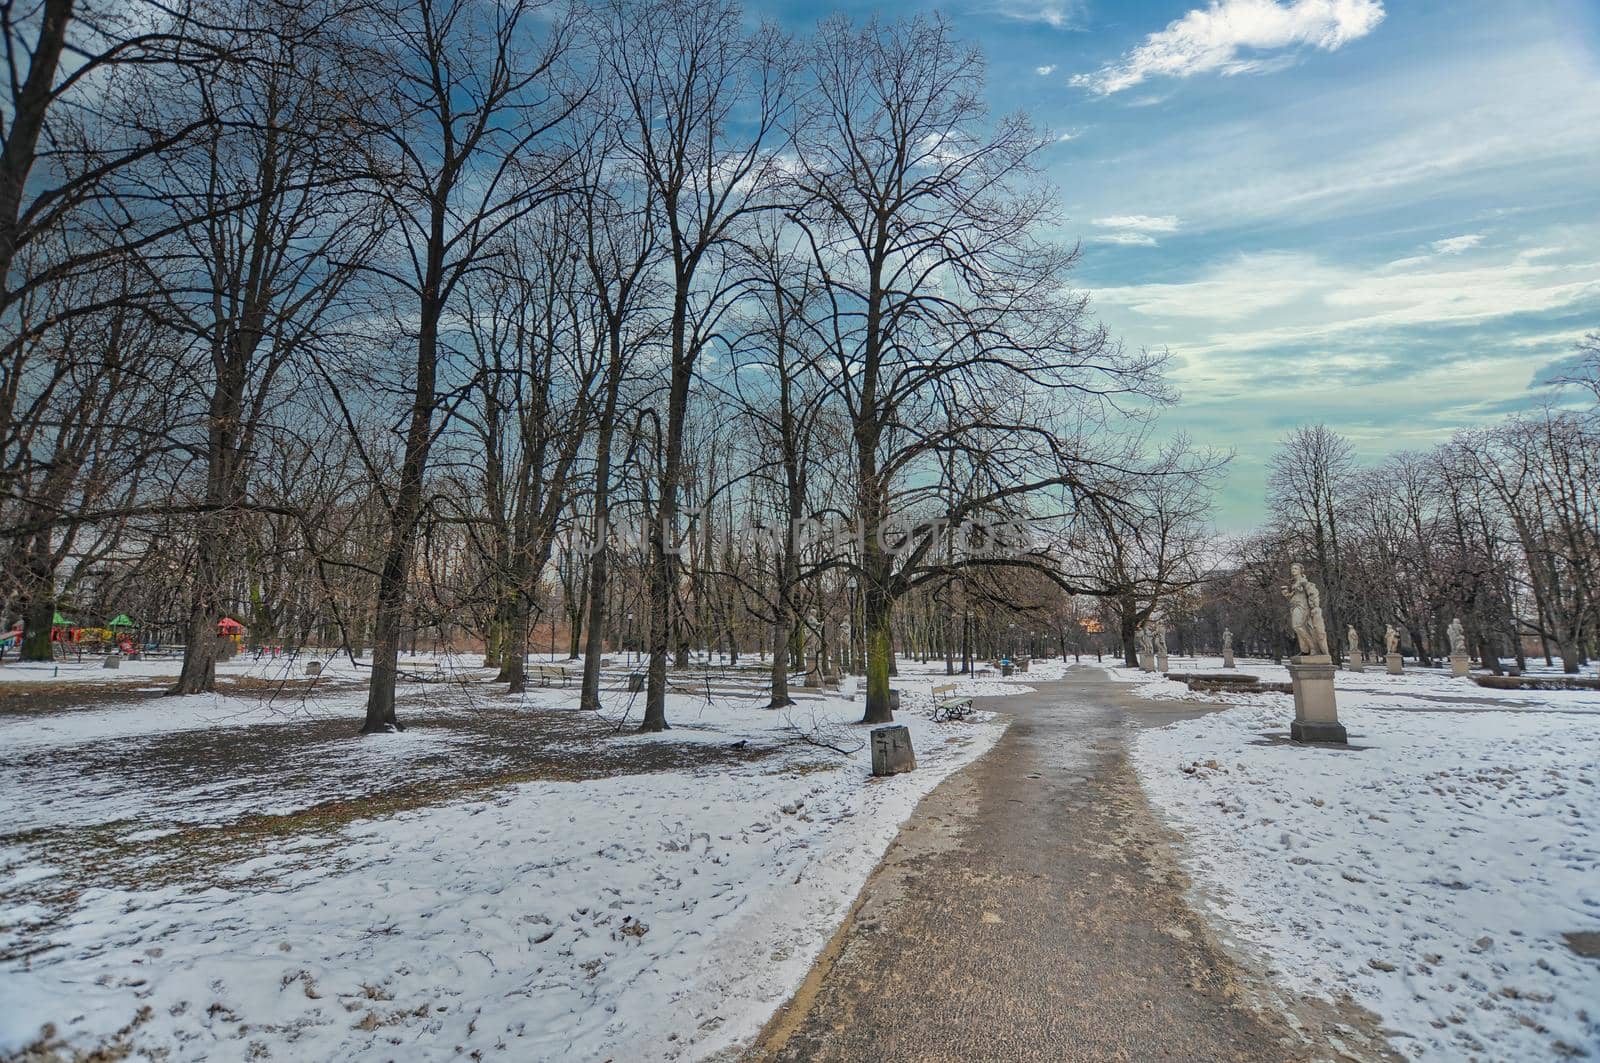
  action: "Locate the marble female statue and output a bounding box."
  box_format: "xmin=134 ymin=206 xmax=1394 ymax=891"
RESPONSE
xmin=1448 ymin=617 xmax=1468 ymax=657
xmin=1385 ymin=624 xmax=1400 ymax=654
xmin=1222 ymin=628 xmax=1233 ymax=653
xmin=1346 ymin=624 xmax=1360 ymax=656
xmin=1281 ymin=562 xmax=1330 ymax=657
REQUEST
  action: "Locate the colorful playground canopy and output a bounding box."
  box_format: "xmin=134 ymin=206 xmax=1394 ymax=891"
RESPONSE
xmin=109 ymin=613 xmax=135 ymax=629
xmin=52 ymin=611 xmax=75 ymax=627
xmin=217 ymin=617 xmax=245 ymax=634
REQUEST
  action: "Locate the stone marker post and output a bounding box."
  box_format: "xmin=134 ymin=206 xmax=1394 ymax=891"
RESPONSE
xmin=1222 ymin=628 xmax=1235 ymax=669
xmin=1282 ymin=562 xmax=1347 ymax=744
xmin=305 ymin=660 xmax=323 ymax=676
xmin=870 ymin=725 xmax=916 ymax=776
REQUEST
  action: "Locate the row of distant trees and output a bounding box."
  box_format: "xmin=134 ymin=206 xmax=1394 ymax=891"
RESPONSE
xmin=1 ymin=0 xmax=1219 ymax=730
xmin=1166 ymin=361 xmax=1599 ymax=673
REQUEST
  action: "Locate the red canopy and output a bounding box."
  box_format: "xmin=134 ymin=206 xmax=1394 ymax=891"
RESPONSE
xmin=217 ymin=617 xmax=245 ymax=634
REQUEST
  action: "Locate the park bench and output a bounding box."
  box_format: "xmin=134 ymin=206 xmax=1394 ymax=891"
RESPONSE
xmin=397 ymin=658 xmax=446 ymax=682
xmin=931 ymin=682 xmax=975 ymax=722
xmin=529 ymin=663 xmax=574 ymax=687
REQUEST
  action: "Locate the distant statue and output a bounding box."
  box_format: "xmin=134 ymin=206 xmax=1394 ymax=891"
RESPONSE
xmin=1385 ymin=624 xmax=1400 ymax=654
xmin=1448 ymin=617 xmax=1468 ymax=657
xmin=1281 ymin=563 xmax=1330 ymax=657
xmin=1346 ymin=625 xmax=1360 ymax=656
xmin=1153 ymin=627 xmax=1168 ymax=656
xmin=1222 ymin=628 xmax=1233 ymax=653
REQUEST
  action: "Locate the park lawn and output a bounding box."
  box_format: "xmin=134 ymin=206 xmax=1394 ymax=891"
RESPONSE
xmin=1123 ymin=659 xmax=1600 ymax=1060
xmin=0 ymin=657 xmax=1039 ymax=1061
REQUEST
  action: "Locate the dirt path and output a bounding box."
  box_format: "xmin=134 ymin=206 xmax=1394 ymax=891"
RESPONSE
xmin=748 ymin=669 xmax=1399 ymax=1063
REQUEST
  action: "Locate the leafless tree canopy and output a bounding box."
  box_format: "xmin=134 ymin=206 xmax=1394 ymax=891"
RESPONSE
xmin=5 ymin=0 xmax=1594 ymax=729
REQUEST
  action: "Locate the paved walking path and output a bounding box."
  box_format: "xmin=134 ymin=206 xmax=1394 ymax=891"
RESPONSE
xmin=748 ymin=669 xmax=1398 ymax=1062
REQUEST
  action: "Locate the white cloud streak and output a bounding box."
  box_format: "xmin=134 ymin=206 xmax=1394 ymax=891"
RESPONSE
xmin=1090 ymin=214 xmax=1179 ymax=246
xmin=1073 ymin=0 xmax=1385 ymax=95
xmin=990 ymin=2 xmax=1084 ymax=30
xmin=1430 ymin=233 xmax=1484 ymax=255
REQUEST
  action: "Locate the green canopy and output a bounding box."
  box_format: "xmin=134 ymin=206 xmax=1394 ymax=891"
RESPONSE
xmin=108 ymin=614 xmax=135 ymax=629
xmin=52 ymin=611 xmax=75 ymax=626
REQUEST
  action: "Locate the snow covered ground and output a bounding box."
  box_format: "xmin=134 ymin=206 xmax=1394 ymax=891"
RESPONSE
xmin=1125 ymin=657 xmax=1600 ymax=1059
xmin=0 ymin=655 xmax=1028 ymax=1061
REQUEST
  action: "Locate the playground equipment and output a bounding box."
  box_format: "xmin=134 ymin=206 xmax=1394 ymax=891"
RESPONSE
xmin=108 ymin=613 xmax=137 ymax=654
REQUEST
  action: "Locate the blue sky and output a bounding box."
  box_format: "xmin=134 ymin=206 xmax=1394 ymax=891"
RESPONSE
xmin=755 ymin=0 xmax=1600 ymax=528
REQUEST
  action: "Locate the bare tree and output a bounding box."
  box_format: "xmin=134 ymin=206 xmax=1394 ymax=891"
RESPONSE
xmin=597 ymin=0 xmax=792 ymax=731
xmin=791 ymin=14 xmax=1168 ymax=722
xmin=346 ymin=0 xmax=580 ymax=733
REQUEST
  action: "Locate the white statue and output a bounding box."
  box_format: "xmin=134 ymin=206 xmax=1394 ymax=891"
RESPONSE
xmin=1222 ymin=628 xmax=1233 ymax=653
xmin=1137 ymin=627 xmax=1153 ymax=655
xmin=1448 ymin=617 xmax=1467 ymax=657
xmin=1346 ymin=624 xmax=1360 ymax=656
xmin=1281 ymin=562 xmax=1330 ymax=657
xmin=1384 ymin=624 xmax=1400 ymax=654
xmin=1153 ymin=627 xmax=1168 ymax=656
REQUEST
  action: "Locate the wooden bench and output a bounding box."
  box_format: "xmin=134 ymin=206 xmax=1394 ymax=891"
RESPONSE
xmin=931 ymin=683 xmax=975 ymax=722
xmin=529 ymin=663 xmax=573 ymax=687
xmin=397 ymin=658 xmax=446 ymax=682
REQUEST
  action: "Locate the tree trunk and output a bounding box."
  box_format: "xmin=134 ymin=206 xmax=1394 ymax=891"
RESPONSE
xmin=862 ymin=578 xmax=894 ymax=724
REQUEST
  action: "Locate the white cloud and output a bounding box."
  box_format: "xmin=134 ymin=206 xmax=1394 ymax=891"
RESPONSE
xmin=990 ymin=2 xmax=1084 ymax=29
xmin=1036 ymin=64 xmax=1057 ymax=76
xmin=1073 ymin=0 xmax=1385 ymax=95
xmin=1094 ymin=245 xmax=1600 ymax=354
xmin=1055 ymin=130 xmax=1077 ymax=142
xmin=1093 ymin=214 xmax=1180 ymax=233
xmin=1430 ymin=233 xmax=1484 ymax=255
xmin=1093 ymin=232 xmax=1160 ymax=246
xmin=1089 ymin=214 xmax=1178 ymax=246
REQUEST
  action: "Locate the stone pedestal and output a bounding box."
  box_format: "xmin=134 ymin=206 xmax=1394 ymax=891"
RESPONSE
xmin=102 ymin=655 xmax=120 ymax=669
xmin=870 ymin=724 xmax=916 ymax=776
xmin=1345 ymin=656 xmax=1364 ymax=673
xmin=1157 ymin=653 xmax=1169 ymax=673
xmin=1450 ymin=655 xmax=1471 ymax=678
xmin=1222 ymin=651 xmax=1235 ymax=669
xmin=1287 ymin=655 xmax=1346 ymax=744
xmin=1385 ymin=653 xmax=1402 ymax=675
xmin=1137 ymin=652 xmax=1154 ymax=672
xmin=305 ymin=660 xmax=323 ymax=676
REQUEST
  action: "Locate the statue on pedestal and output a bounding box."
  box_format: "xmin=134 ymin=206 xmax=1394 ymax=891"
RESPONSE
xmin=1385 ymin=624 xmax=1400 ymax=654
xmin=1222 ymin=628 xmax=1233 ymax=653
xmin=1448 ymin=616 xmax=1468 ymax=657
xmin=1153 ymin=628 xmax=1168 ymax=657
xmin=1346 ymin=624 xmax=1360 ymax=657
xmin=1281 ymin=563 xmax=1330 ymax=657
